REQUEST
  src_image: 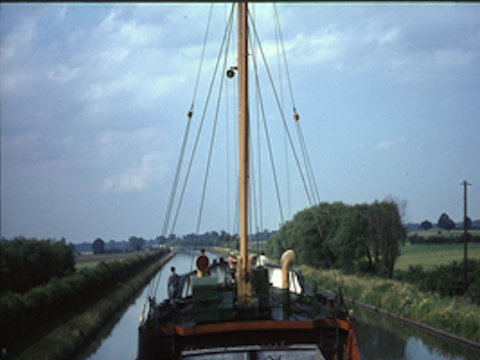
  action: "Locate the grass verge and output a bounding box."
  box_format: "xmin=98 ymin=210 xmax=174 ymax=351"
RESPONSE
xmin=298 ymin=264 xmax=480 ymax=344
xmin=16 ymin=251 xmax=175 ymax=360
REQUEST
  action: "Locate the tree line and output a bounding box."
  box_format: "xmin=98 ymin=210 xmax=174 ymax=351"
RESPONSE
xmin=265 ymin=200 xmax=406 ymax=278
xmin=159 ymin=229 xmax=276 ymax=249
xmin=0 ymin=237 xmax=75 ymax=294
xmin=91 ymin=236 xmax=148 ymax=254
xmin=409 ymin=234 xmax=480 ymax=245
xmin=84 ymin=231 xmax=278 ymax=254
xmin=418 ymin=213 xmax=479 ymax=232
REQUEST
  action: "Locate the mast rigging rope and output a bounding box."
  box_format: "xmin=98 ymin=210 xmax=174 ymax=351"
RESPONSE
xmin=273 ymin=3 xmax=296 ymax=111
xmin=190 ymin=3 xmax=215 ymax=114
xmin=250 ymin=35 xmax=286 ymax=226
xmin=168 ymin=5 xmax=235 ymax=237
xmin=161 ymin=3 xmax=214 ymax=239
xmin=148 ymin=5 xmax=236 ymax=302
xmin=194 ymin=19 xmax=234 ymax=237
xmin=248 ymin=13 xmax=316 ymax=218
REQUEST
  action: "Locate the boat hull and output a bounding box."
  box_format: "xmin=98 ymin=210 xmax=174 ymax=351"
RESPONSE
xmin=138 ymin=315 xmax=362 ymax=360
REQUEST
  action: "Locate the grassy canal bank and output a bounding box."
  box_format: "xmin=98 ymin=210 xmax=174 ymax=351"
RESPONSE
xmin=15 ymin=250 xmax=175 ymax=360
xmin=299 ymin=264 xmax=480 ymax=345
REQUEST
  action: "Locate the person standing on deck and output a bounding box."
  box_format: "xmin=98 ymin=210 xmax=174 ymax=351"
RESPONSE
xmin=228 ymin=252 xmax=237 ymax=278
xmin=196 ymin=249 xmax=209 ymax=277
xmin=168 ymin=266 xmax=180 ymax=299
xmin=257 ymin=252 xmax=268 ymax=266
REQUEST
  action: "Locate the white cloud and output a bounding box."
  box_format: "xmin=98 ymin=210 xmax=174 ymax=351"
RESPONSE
xmin=47 ymin=64 xmax=80 ymax=83
xmin=390 ymin=46 xmax=477 ymax=84
xmin=377 ymin=28 xmax=399 ymax=45
xmin=377 ymin=136 xmax=406 ymax=150
xmin=55 ymin=4 xmax=69 ymax=22
xmin=102 ymin=151 xmax=166 ymax=193
xmin=289 ymin=29 xmax=344 ymax=66
xmin=148 ymin=73 xmax=187 ymax=99
xmin=98 ymin=7 xmax=122 ymax=33
xmin=0 ymin=18 xmax=36 ymax=61
xmin=1 ymin=18 xmax=39 ymax=94
xmin=432 ymin=48 xmax=476 ymax=69
xmin=3 ymin=132 xmax=74 ymax=159
xmin=119 ymin=21 xmax=163 ymax=46
xmin=1 ymin=70 xmax=30 ymax=94
xmin=2 ymin=133 xmax=76 ymax=189
xmin=83 ymin=74 xmax=134 ymax=101
xmin=97 ymin=47 xmax=130 ymax=65
xmin=96 ymin=127 xmax=158 ymax=157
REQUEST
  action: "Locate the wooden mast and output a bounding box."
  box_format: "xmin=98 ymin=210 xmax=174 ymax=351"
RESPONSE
xmin=237 ymin=1 xmax=252 ymax=304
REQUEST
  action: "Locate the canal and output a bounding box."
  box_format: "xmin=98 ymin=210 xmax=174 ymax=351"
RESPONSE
xmin=82 ymin=251 xmax=480 ymax=360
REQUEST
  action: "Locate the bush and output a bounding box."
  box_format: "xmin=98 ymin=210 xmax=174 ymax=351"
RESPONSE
xmin=394 ymin=259 xmax=480 ymax=302
xmin=409 ymin=234 xmax=480 ymax=244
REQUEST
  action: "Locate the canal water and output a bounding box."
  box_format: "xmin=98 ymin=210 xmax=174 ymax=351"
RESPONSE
xmin=84 ymin=251 xmax=203 ymax=360
xmin=83 ymin=251 xmax=480 ymax=360
xmin=353 ymin=306 xmax=480 ymax=360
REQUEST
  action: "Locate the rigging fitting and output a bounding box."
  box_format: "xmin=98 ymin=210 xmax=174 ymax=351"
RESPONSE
xmin=293 ymin=107 xmax=300 ymax=121
xmin=226 ymin=66 xmax=237 ymax=78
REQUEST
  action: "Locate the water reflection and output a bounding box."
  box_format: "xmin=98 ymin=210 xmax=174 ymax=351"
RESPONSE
xmin=82 ymin=252 xmax=480 ymax=360
xmin=354 ymin=306 xmax=480 ymax=360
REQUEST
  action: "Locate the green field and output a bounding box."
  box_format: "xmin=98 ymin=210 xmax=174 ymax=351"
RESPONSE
xmin=396 ymin=243 xmax=480 ymax=271
xmin=75 ymin=252 xmax=143 ymax=269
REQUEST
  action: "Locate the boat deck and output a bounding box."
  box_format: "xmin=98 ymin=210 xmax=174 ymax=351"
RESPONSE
xmin=180 ymin=344 xmax=325 ymax=360
xmin=138 ymin=262 xmax=363 ymax=360
xmin=167 ymin=288 xmax=332 ymax=327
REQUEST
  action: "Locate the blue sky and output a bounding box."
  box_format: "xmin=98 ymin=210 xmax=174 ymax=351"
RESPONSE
xmin=1 ymin=3 xmax=479 ymax=244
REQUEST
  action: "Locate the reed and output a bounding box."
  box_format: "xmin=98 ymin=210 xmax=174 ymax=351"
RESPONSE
xmin=298 ymin=265 xmax=480 ymax=344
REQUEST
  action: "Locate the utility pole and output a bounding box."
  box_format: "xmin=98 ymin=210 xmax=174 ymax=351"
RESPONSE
xmin=461 ymin=180 xmax=471 ymax=294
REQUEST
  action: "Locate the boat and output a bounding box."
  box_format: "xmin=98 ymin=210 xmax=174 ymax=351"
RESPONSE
xmin=138 ymin=3 xmax=365 ymax=360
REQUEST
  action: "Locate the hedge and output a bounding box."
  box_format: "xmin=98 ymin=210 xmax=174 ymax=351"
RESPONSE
xmin=0 ymin=249 xmax=169 ymax=351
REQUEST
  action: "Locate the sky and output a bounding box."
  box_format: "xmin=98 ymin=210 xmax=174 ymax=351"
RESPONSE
xmin=1 ymin=3 xmax=479 ymax=244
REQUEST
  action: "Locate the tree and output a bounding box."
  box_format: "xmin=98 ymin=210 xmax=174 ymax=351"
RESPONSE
xmin=369 ymin=200 xmax=407 ymax=278
xmin=420 ymin=220 xmax=432 ymax=231
xmin=155 ymin=235 xmax=166 ymax=245
xmin=437 ymin=213 xmax=455 ymax=232
xmin=330 ymin=203 xmax=375 ymax=272
xmin=129 ymin=236 xmax=145 ymax=251
xmin=92 ymin=238 xmax=105 ymax=254
xmin=266 ymin=200 xmax=406 ymax=278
